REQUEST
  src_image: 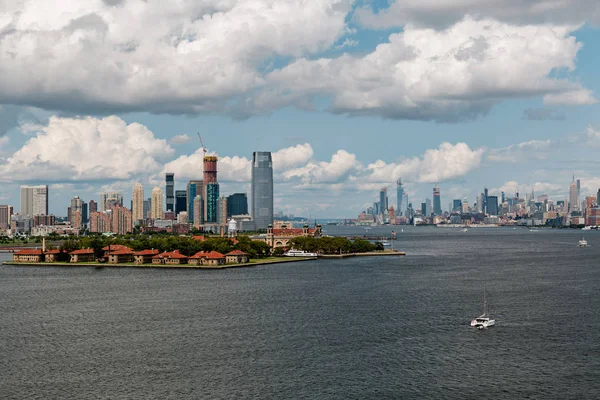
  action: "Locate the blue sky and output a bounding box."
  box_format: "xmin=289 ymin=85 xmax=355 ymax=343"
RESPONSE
xmin=1 ymin=1 xmax=600 ymax=218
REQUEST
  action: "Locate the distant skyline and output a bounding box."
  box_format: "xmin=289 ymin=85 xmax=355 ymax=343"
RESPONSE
xmin=1 ymin=1 xmax=600 ymax=217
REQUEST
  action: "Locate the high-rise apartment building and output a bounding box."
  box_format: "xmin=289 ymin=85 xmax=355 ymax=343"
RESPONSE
xmin=379 ymin=187 xmax=388 ymax=216
xmin=68 ymin=196 xmax=83 ymax=228
xmin=217 ymin=196 xmax=228 ymax=224
xmin=205 ymin=183 xmax=219 ymax=223
xmin=425 ymin=198 xmax=432 ymax=217
xmin=90 ymin=212 xmax=112 ymax=233
xmin=20 ymin=185 xmax=48 ymax=217
xmin=433 ymin=184 xmax=442 ymax=215
xmin=143 ymin=198 xmax=150 ymax=219
xmin=89 ymin=200 xmax=97 ymax=214
xmin=175 ymin=190 xmax=187 ymax=214
xmin=251 ymin=151 xmax=274 ymax=230
xmin=187 ymin=180 xmax=203 ymax=223
xmin=111 ymin=204 xmax=133 ymax=234
xmin=132 ymin=182 xmax=144 ymax=222
xmin=486 ymin=196 xmax=499 ymax=216
xmin=151 ymin=187 xmax=163 ymax=219
xmin=0 ymin=205 xmax=13 ymax=230
xmin=165 ymin=173 xmax=175 ymax=212
xmin=396 ymin=179 xmax=404 ymax=217
xmin=100 ymin=192 xmax=108 ymax=212
xmin=227 ymin=193 xmax=248 ymax=217
xmin=193 ymin=195 xmax=204 ymax=228
xmin=81 ymin=202 xmax=88 ymax=224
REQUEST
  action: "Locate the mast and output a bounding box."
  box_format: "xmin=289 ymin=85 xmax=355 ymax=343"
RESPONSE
xmin=483 ymin=283 xmax=488 ymax=316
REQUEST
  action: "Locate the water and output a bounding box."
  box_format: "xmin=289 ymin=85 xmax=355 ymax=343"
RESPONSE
xmin=1 ymin=228 xmax=600 ymax=399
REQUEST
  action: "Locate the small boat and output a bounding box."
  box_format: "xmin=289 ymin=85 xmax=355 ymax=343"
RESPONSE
xmin=471 ymin=286 xmax=495 ymax=330
xmin=578 ymin=238 xmax=588 ymax=247
xmin=462 ymin=228 xmax=468 ymax=232
xmin=284 ymin=249 xmax=318 ymax=257
xmin=381 ymin=241 xmax=390 ymax=246
xmin=582 ymin=226 xmax=592 ymax=231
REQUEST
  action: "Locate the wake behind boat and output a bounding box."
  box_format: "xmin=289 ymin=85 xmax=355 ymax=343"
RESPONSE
xmin=284 ymin=249 xmax=318 ymax=257
xmin=471 ymin=286 xmax=495 ymax=330
xmin=578 ymin=238 xmax=588 ymax=247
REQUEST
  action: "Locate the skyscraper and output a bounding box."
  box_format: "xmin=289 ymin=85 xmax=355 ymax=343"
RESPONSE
xmin=433 ymin=184 xmax=442 ymax=215
xmin=227 ymin=193 xmax=248 ymax=217
xmin=452 ymin=199 xmax=462 ymax=212
xmin=111 ymin=204 xmax=133 ymax=234
xmin=425 ymin=198 xmax=432 ymax=217
xmin=569 ymin=175 xmax=579 ymax=213
xmin=175 ymin=190 xmax=187 ymax=214
xmin=193 ymin=195 xmax=204 ymax=228
xmin=132 ymin=182 xmax=144 ymax=222
xmin=487 ymin=196 xmax=499 ymax=216
xmin=379 ymin=187 xmax=387 ymax=216
xmin=203 ymin=156 xmax=218 ymax=222
xmin=100 ymin=192 xmax=108 ymax=212
xmin=81 ymin=202 xmax=88 ymax=224
xmin=483 ymin=188 xmax=488 ymax=214
xmin=251 ymin=151 xmax=274 ymax=230
xmin=20 ymin=185 xmax=48 ymax=217
xmin=89 ymin=200 xmax=97 ymax=214
xmin=151 ymin=187 xmax=163 ymax=219
xmin=69 ymin=196 xmax=83 ymax=228
xmin=165 ymin=173 xmax=174 ymax=212
xmin=396 ymin=178 xmax=404 ymax=216
xmin=0 ymin=205 xmax=13 ymax=230
xmin=187 ymin=180 xmax=203 ymax=223
xmin=205 ymin=183 xmax=219 ymax=223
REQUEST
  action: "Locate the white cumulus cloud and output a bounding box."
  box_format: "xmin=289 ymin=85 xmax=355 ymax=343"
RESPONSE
xmin=0 ymin=115 xmax=173 ymax=182
xmin=283 ymin=150 xmax=360 ymax=184
xmin=170 ymin=134 xmax=192 ymax=145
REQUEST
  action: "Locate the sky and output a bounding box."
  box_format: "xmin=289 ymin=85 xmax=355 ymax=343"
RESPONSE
xmin=1 ymin=0 xmax=600 ymax=218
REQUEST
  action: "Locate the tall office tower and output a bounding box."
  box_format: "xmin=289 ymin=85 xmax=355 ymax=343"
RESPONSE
xmin=379 ymin=187 xmax=387 ymax=216
xmin=216 ymin=196 xmax=228 ymax=224
xmin=421 ymin=202 xmax=427 ymax=216
xmin=165 ymin=173 xmax=175 ymax=212
xmin=100 ymin=192 xmax=108 ymax=212
xmin=501 ymin=191 xmax=505 ymax=204
xmin=569 ymin=175 xmax=579 ymax=213
xmin=81 ymin=202 xmax=88 ymax=224
xmin=143 ymin=198 xmax=150 ymax=219
xmin=19 ymin=185 xmax=49 ymax=217
xmin=89 ymin=200 xmax=97 ymax=214
xmin=396 ymin=179 xmax=404 ymax=217
xmin=89 ymin=212 xmax=112 ymax=233
xmin=483 ymin=188 xmax=488 ymax=214
xmin=132 ymin=182 xmax=144 ymax=222
xmin=227 ymin=193 xmax=248 ymax=217
xmin=452 ymin=199 xmax=462 ymax=212
xmin=151 ymin=187 xmax=163 ymax=219
xmin=205 ymin=183 xmax=219 ymax=223
xmin=487 ymin=196 xmax=499 ymax=216
xmin=403 ymin=193 xmax=409 ymax=216
xmin=476 ymin=193 xmax=484 ymax=213
xmin=193 ymin=195 xmax=204 ymax=228
xmin=425 ymin=198 xmax=432 ymax=217
xmin=433 ymin=184 xmax=442 ymax=215
xmin=251 ymin=151 xmax=274 ymax=230
xmin=187 ymin=180 xmax=203 ymax=222
xmin=462 ymin=199 xmax=469 ymax=214
xmin=203 ymin=156 xmax=218 ymax=222
xmin=597 ymin=189 xmax=600 ymax=206
xmin=372 ymin=202 xmax=379 ymax=217
xmin=0 ymin=205 xmax=13 ymax=230
xmin=69 ymin=196 xmax=83 ymax=228
xmin=111 ymin=204 xmax=133 ymax=234
xmin=577 ymin=179 xmax=581 ymax=197
xmin=175 ymin=190 xmax=187 ymax=214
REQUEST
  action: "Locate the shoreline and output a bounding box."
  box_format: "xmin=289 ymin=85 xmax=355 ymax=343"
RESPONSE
xmin=2 ymin=251 xmax=406 ymax=269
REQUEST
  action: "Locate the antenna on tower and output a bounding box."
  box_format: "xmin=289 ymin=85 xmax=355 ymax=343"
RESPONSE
xmin=197 ymin=132 xmax=207 ymax=156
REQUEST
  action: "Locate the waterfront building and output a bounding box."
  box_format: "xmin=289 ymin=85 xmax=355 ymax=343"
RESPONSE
xmin=12 ymin=249 xmax=44 ymax=263
xmin=587 ymin=207 xmax=600 ymax=226
xmin=187 ymin=180 xmax=203 ymax=223
xmin=205 ymin=183 xmax=219 ymax=223
xmin=151 ymin=187 xmax=163 ymax=219
xmin=396 ymin=179 xmax=404 ymax=217
xmin=433 ymin=184 xmax=442 ymax=215
xmin=227 ymin=193 xmax=248 ymax=217
xmin=0 ymin=205 xmax=13 ymax=230
xmin=69 ymin=249 xmax=95 ymax=263
xmin=189 ymin=251 xmax=226 ymax=266
xmin=132 ymin=182 xmax=144 ymax=222
xmin=111 ymin=204 xmax=133 ymax=234
xmin=255 ymin=224 xmax=322 ymax=249
xmin=20 ymin=185 xmax=48 ymax=217
xmin=152 ymin=250 xmax=188 ymax=265
xmin=175 ymin=190 xmax=187 ymax=214
xmin=133 ymin=249 xmax=159 ymax=264
xmin=251 ymin=151 xmax=274 ymax=231
xmin=225 ymin=250 xmax=249 ymax=264
xmin=165 ymin=173 xmax=175 ymax=212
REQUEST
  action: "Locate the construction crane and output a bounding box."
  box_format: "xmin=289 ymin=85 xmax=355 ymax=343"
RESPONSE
xmin=197 ymin=132 xmax=207 ymax=155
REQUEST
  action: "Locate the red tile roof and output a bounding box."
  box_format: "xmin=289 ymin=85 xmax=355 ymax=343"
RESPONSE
xmin=44 ymin=249 xmax=62 ymax=254
xmin=226 ymin=250 xmax=248 ymax=256
xmin=102 ymin=244 xmax=133 ymax=252
xmin=14 ymin=249 xmax=43 ymax=255
xmin=152 ymin=250 xmax=188 ymax=259
xmin=190 ymin=250 xmax=224 ymax=259
xmin=70 ymin=249 xmax=95 ymax=255
xmin=133 ymin=249 xmax=160 ymax=256
xmin=108 ymin=250 xmax=134 ymax=255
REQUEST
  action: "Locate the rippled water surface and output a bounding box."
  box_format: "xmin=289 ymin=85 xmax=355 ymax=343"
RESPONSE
xmin=1 ymin=228 xmax=600 ymax=399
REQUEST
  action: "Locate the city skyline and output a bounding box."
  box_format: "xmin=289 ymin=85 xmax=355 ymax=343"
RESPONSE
xmin=1 ymin=2 xmax=600 ymax=218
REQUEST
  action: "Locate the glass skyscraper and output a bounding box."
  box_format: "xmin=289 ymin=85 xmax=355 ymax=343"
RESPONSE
xmin=205 ymin=183 xmax=219 ymax=223
xmin=165 ymin=173 xmax=174 ymax=212
xmin=187 ymin=180 xmax=203 ymax=223
xmin=227 ymin=193 xmax=248 ymax=217
xmin=175 ymin=190 xmax=187 ymax=215
xmin=251 ymin=152 xmax=273 ymax=231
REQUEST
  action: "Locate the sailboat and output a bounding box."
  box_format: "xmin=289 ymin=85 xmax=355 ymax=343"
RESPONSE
xmin=470 ymin=285 xmax=495 ymax=330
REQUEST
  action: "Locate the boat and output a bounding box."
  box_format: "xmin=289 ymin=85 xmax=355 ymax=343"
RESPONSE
xmin=582 ymin=226 xmax=592 ymax=231
xmin=462 ymin=228 xmax=468 ymax=232
xmin=471 ymin=286 xmax=495 ymax=330
xmin=284 ymin=249 xmax=318 ymax=257
xmin=381 ymin=241 xmax=390 ymax=246
xmin=578 ymin=238 xmax=588 ymax=247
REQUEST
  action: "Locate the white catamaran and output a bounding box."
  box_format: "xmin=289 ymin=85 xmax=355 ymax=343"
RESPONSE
xmin=471 ymin=286 xmax=495 ymax=330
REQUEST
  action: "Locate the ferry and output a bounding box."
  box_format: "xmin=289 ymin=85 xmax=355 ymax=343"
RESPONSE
xmin=284 ymin=249 xmax=318 ymax=257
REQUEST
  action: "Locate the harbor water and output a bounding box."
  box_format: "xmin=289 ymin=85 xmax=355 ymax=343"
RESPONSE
xmin=1 ymin=227 xmax=599 ymax=399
